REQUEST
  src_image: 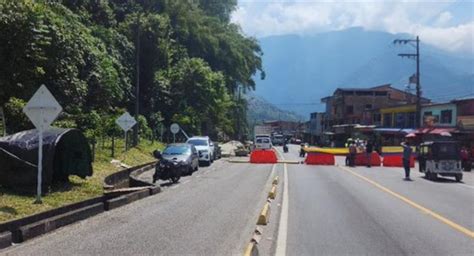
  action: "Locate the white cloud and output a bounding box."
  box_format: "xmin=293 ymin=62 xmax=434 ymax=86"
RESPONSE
xmin=435 ymin=11 xmax=453 ymax=27
xmin=232 ymin=0 xmax=474 ymax=54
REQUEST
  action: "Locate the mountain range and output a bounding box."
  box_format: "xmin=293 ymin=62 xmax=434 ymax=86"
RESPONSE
xmin=250 ymin=27 xmax=474 ymax=118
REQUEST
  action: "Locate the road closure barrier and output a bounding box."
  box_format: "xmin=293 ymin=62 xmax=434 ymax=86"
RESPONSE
xmin=250 ymin=150 xmax=278 ymax=164
xmin=305 ymin=152 xmax=335 ymax=165
xmin=383 ymin=154 xmax=415 ymax=168
xmin=353 ymin=152 xmax=381 ymax=166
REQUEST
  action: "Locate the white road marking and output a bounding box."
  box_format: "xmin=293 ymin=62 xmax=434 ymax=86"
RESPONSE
xmin=276 ymin=163 xmax=289 ymax=256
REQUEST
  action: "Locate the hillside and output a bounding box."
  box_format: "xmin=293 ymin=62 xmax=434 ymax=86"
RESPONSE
xmin=253 ymin=27 xmax=474 ymax=117
xmin=246 ymin=94 xmax=304 ymax=124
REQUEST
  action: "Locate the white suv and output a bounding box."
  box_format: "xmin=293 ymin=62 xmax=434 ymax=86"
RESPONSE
xmin=187 ymin=136 xmax=215 ymax=166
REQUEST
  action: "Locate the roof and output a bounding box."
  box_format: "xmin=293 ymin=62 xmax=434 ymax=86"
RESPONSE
xmin=374 ymin=128 xmax=415 ymax=134
xmin=452 ymin=95 xmax=474 ymax=102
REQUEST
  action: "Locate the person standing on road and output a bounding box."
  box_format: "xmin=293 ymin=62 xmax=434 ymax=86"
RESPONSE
xmin=401 ymin=140 xmax=412 ymax=180
xmin=349 ymin=142 xmax=357 ymax=167
xmin=366 ymin=140 xmax=373 ymax=168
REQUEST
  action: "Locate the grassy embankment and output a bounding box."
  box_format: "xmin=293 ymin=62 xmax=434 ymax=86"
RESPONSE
xmin=0 ymin=139 xmax=163 ymax=223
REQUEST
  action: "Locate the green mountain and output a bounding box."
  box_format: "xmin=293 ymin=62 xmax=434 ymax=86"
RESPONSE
xmin=246 ymin=94 xmax=304 ymax=124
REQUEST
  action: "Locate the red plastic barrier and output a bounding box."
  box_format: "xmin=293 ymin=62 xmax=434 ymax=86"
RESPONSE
xmin=354 ymin=152 xmax=381 ymax=166
xmin=382 ymin=155 xmax=415 ymax=168
xmin=305 ymin=152 xmax=335 ymax=165
xmin=250 ymin=150 xmax=278 ymax=164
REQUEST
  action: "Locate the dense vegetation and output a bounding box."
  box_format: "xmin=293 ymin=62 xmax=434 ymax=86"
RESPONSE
xmin=0 ymin=0 xmax=264 ymax=141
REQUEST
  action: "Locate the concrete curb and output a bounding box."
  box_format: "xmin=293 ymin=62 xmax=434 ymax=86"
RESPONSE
xmin=148 ymin=186 xmax=161 ymax=195
xmin=19 ymin=203 xmax=104 ymax=242
xmin=257 ymin=202 xmax=271 ymax=225
xmin=104 ymin=196 xmax=128 ymax=211
xmin=0 ymin=231 xmax=12 ymax=250
xmin=123 ymin=189 xmax=150 ymax=204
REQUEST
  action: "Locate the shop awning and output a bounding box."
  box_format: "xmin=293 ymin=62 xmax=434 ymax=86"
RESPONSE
xmin=374 ymin=128 xmax=415 ymax=134
xmin=415 ymin=127 xmax=456 ymax=135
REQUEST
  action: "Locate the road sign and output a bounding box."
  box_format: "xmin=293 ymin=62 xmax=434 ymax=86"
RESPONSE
xmin=23 ymin=85 xmax=62 ymax=130
xmin=22 ymin=85 xmax=62 ymax=204
xmin=170 ymin=123 xmax=180 ymax=134
xmin=116 ymin=112 xmax=136 ymax=151
xmin=116 ymin=112 xmax=137 ymax=132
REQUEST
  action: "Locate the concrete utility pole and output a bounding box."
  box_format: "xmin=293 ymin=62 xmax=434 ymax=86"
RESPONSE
xmin=133 ymin=13 xmax=141 ymax=146
xmin=393 ymin=36 xmax=421 ymax=128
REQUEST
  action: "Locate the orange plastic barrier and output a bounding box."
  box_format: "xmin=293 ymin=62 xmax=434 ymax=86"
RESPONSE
xmin=383 ymin=155 xmax=415 ymax=168
xmin=305 ymin=152 xmax=335 ymax=165
xmin=250 ymin=150 xmax=278 ymax=164
xmin=354 ymin=152 xmax=381 ymax=166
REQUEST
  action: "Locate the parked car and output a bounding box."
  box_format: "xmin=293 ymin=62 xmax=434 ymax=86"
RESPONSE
xmin=213 ymin=142 xmax=222 ymax=160
xmin=187 ymin=136 xmax=214 ymax=166
xmin=152 ymin=144 xmax=199 ymax=183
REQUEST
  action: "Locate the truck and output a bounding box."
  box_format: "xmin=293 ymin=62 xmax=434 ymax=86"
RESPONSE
xmin=254 ymin=125 xmax=273 ymax=150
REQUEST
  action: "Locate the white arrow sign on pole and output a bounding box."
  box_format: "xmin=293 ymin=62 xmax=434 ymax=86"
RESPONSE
xmin=116 ymin=112 xmax=137 ymax=151
xmin=23 ymin=85 xmax=62 ymax=204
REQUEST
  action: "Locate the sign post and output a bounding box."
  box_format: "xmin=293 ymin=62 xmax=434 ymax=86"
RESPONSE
xmin=23 ymin=85 xmax=62 ymax=204
xmin=116 ymin=112 xmax=137 ymax=151
xmin=170 ymin=123 xmax=180 ymax=143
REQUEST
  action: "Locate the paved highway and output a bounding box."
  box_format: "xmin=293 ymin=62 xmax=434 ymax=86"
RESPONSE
xmin=279 ymin=145 xmax=474 ymax=256
xmin=1 ymin=160 xmax=274 ymax=255
xmin=2 ymin=144 xmax=473 ymax=256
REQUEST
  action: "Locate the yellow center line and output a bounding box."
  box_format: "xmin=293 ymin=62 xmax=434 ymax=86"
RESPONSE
xmin=338 ymin=165 xmax=474 ymax=239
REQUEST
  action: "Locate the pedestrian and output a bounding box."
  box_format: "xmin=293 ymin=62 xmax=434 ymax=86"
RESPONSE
xmin=401 ymin=140 xmax=413 ymax=180
xmin=366 ymin=140 xmax=373 ymax=168
xmin=349 ymin=142 xmax=357 ymax=167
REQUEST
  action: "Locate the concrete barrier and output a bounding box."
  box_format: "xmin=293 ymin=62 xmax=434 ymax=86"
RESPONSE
xmin=104 ymin=196 xmax=128 ymax=211
xmin=257 ymin=202 xmax=271 ymax=225
xmin=243 ymin=241 xmax=258 ymax=256
xmin=0 ymin=231 xmax=12 ymax=249
xmin=19 ymin=203 xmax=104 ymax=242
xmin=272 ymin=176 xmax=279 ymax=185
xmin=268 ymin=185 xmax=277 ymax=199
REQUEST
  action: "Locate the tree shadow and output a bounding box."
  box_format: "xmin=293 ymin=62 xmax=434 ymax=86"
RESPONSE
xmin=0 ymin=206 xmax=18 ymax=216
xmin=421 ymin=176 xmax=460 ymax=183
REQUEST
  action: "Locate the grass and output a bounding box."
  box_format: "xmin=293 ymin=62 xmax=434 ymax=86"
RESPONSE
xmin=0 ymin=138 xmax=164 ymax=223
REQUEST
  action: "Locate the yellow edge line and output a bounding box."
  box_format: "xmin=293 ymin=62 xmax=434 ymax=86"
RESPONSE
xmin=338 ymin=165 xmax=474 ymax=239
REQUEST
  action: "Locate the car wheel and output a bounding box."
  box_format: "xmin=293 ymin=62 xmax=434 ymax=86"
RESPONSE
xmin=206 ymin=160 xmax=211 ymax=166
xmin=455 ymin=174 xmax=462 ymax=182
xmin=171 ymin=176 xmax=180 ymax=183
xmin=188 ymin=166 xmax=194 ymax=175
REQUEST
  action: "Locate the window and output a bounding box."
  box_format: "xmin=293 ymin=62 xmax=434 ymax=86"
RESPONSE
xmin=441 ymin=110 xmax=452 ymax=124
xmin=346 ymin=105 xmax=354 ymax=115
xmin=383 ymin=113 xmax=392 ymax=127
xmin=407 ymin=112 xmax=415 ymax=128
xmin=373 ymin=113 xmax=381 ymax=123
xmin=365 ymin=104 xmax=372 ymax=110
xmin=424 ymin=111 xmax=432 ymax=117
xmin=395 ymin=113 xmax=405 ymax=128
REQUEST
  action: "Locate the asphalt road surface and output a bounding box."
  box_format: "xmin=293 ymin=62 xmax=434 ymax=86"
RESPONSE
xmin=1 ymin=159 xmax=274 ymax=256
xmin=279 ymin=144 xmax=474 ymax=256
xmin=2 ymin=145 xmax=473 ymax=256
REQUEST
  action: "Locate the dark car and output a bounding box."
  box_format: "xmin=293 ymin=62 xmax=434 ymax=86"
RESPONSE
xmin=160 ymin=143 xmax=199 ymax=175
xmin=213 ymin=142 xmax=222 ymax=160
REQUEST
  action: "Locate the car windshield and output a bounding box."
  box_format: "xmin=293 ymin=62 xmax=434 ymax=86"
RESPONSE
xmin=257 ymin=138 xmax=270 ymax=143
xmin=187 ymin=139 xmax=208 ymax=146
xmin=163 ymin=145 xmax=191 ymax=155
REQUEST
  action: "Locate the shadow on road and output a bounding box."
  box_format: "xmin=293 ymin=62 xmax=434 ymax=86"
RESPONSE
xmin=421 ymin=176 xmax=462 ymax=184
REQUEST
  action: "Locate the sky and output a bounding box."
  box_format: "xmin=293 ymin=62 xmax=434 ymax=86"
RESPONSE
xmin=231 ymin=0 xmax=474 ymax=54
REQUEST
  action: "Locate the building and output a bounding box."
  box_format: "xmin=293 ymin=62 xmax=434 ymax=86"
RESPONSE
xmin=263 ymin=120 xmax=301 ymax=136
xmin=321 ymin=84 xmax=428 ymax=128
xmin=454 ymin=97 xmax=474 ymax=131
xmin=380 ymin=104 xmax=416 ymax=129
xmin=421 ymin=102 xmax=457 ymax=128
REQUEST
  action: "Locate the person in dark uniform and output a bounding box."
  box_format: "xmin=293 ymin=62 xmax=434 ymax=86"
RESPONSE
xmin=401 ymin=140 xmax=413 ymax=180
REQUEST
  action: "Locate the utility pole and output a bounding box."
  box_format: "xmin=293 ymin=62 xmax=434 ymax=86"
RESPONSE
xmin=133 ymin=13 xmax=140 ymax=146
xmin=394 ymin=36 xmax=421 ymax=128
xmin=237 ymin=86 xmax=242 ymax=141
